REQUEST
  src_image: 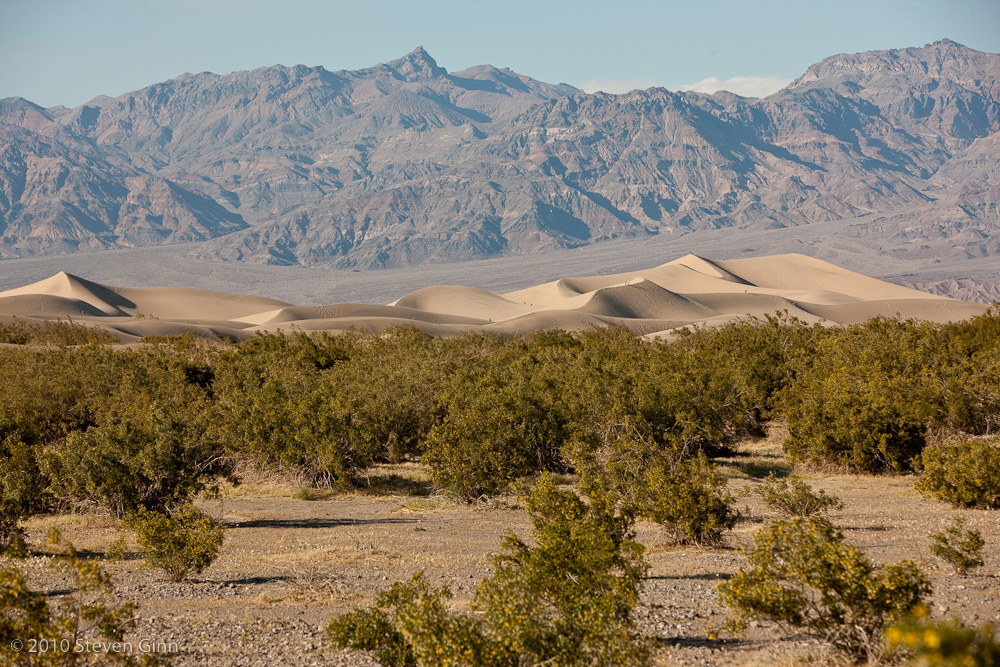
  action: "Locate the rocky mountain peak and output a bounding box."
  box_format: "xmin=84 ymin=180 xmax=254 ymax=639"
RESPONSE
xmin=788 ymin=38 xmax=998 ymax=92
xmin=1 ymin=41 xmax=999 ymax=298
xmin=385 ymin=46 xmax=447 ymax=80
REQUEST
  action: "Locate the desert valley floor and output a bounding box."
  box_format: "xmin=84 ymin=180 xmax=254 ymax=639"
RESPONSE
xmin=14 ymin=429 xmax=1000 ymax=667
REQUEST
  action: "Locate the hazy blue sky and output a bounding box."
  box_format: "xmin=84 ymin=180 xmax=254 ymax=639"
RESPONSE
xmin=2 ymin=0 xmax=998 ymax=107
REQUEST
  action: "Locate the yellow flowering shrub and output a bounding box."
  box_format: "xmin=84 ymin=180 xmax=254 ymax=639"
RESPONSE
xmin=887 ymin=611 xmax=1000 ymax=666
xmin=916 ymin=439 xmax=1000 ymax=509
xmin=0 ymin=530 xmax=169 ymax=665
xmin=718 ymin=517 xmax=931 ymax=662
xmin=328 ymin=475 xmax=650 ymax=666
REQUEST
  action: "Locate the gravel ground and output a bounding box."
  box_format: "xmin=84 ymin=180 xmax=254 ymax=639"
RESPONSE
xmin=7 ymin=447 xmax=1000 ymax=666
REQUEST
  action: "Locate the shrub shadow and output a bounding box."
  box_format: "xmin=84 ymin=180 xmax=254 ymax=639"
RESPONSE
xmin=227 ymin=517 xmax=417 ymax=529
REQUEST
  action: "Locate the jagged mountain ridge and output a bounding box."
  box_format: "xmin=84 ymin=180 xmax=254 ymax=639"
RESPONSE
xmin=1 ymin=41 xmax=998 ymax=270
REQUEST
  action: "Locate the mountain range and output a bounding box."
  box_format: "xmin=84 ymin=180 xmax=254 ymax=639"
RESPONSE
xmin=1 ymin=40 xmax=998 ymax=287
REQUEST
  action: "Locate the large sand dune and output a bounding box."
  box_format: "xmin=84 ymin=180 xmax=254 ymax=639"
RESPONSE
xmin=0 ymin=254 xmax=988 ymax=342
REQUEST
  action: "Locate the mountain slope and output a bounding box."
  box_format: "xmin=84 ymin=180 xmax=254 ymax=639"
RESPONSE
xmin=1 ymin=41 xmax=998 ymax=274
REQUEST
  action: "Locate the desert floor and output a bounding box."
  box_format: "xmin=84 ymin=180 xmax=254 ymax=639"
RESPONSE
xmin=10 ymin=427 xmax=1000 ymax=667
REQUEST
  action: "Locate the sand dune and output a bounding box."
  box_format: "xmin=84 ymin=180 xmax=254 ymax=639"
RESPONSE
xmin=0 ymin=272 xmax=135 ymax=315
xmin=564 ymin=279 xmax=720 ymax=321
xmin=392 ymin=286 xmax=531 ymax=321
xmin=0 ymin=253 xmax=988 ymax=341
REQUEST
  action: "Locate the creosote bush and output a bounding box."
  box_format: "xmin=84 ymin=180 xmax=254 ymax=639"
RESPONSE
xmin=757 ymin=473 xmax=844 ymax=518
xmin=126 ymin=504 xmax=225 ymax=583
xmin=329 ymin=474 xmax=650 ymax=666
xmin=0 ymin=318 xmax=118 ymax=346
xmin=0 ymin=434 xmax=46 ymax=556
xmin=576 ymin=432 xmax=739 ymax=545
xmin=916 ymin=439 xmax=1000 ymax=509
xmin=886 ymin=610 xmax=1000 ymax=666
xmin=718 ymin=517 xmax=932 ymax=662
xmin=928 ymin=518 xmax=985 ymax=575
xmin=423 ymin=383 xmax=562 ymax=502
xmin=780 ymin=318 xmax=939 ymax=473
xmin=329 ymin=573 xmax=504 ymax=667
xmin=0 ymin=529 xmax=169 ymax=665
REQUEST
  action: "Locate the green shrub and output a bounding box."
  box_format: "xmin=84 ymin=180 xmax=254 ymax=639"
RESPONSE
xmin=213 ymin=336 xmax=377 ymax=487
xmin=423 ymin=384 xmax=562 ymax=502
xmin=330 ymin=573 xmax=505 ymax=667
xmin=635 ymin=451 xmax=738 ymax=545
xmin=916 ymin=439 xmax=1000 ymax=509
xmin=576 ymin=432 xmax=739 ymax=545
xmin=886 ymin=613 xmax=1000 ymax=666
xmin=718 ymin=517 xmax=932 ymax=662
xmin=0 ymin=318 xmax=118 ymax=346
xmin=937 ymin=307 xmax=1000 ymax=435
xmin=49 ymin=402 xmax=229 ymax=516
xmin=475 ymin=475 xmax=650 ymax=665
xmin=0 ymin=530 xmax=168 ymax=665
xmin=757 ymin=473 xmax=844 ymax=518
xmin=780 ymin=318 xmax=942 ymax=473
xmin=332 ymin=326 xmax=450 ymax=463
xmin=0 ymin=346 xmax=124 ymax=446
xmin=329 ymin=475 xmax=650 ymax=666
xmin=0 ymin=434 xmax=46 ymax=555
xmin=667 ymin=313 xmax=818 ymax=441
xmin=126 ymin=504 xmax=225 ymax=582
xmin=929 ymin=518 xmax=985 ymax=575
xmin=328 ymin=602 xmax=417 ymax=667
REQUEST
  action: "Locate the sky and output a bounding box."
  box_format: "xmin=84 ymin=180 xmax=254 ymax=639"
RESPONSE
xmin=1 ymin=0 xmax=999 ymax=108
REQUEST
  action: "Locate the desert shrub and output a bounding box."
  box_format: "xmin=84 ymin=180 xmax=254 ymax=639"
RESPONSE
xmin=935 ymin=350 xmax=1000 ymax=436
xmin=39 ymin=345 xmax=233 ymax=515
xmin=0 ymin=530 xmax=168 ymax=665
xmin=474 ymin=475 xmax=650 ymax=665
xmin=0 ymin=317 xmax=118 ymax=346
xmin=48 ymin=400 xmax=228 ymax=516
xmin=915 ymin=439 xmax=1000 ymax=509
xmin=928 ymin=518 xmax=985 ymax=575
xmin=0 ymin=434 xmax=46 ymax=555
xmin=423 ymin=380 xmax=564 ymax=502
xmin=631 ymin=450 xmax=738 ymax=545
xmin=329 ymin=603 xmax=416 ymax=667
xmin=757 ymin=473 xmax=844 ymax=518
xmin=126 ymin=504 xmax=225 ymax=583
xmin=329 ymin=475 xmax=650 ymax=666
xmin=780 ymin=317 xmax=943 ymax=473
xmin=886 ymin=612 xmax=1000 ymax=666
xmin=231 ymin=330 xmax=355 ymax=371
xmin=214 ymin=335 xmax=379 ymax=487
xmin=332 ymin=327 xmax=451 ymax=462
xmin=330 ymin=573 xmax=505 ymax=667
xmin=718 ymin=517 xmax=932 ymax=661
xmin=559 ymin=327 xmax=715 ymax=454
xmin=666 ymin=313 xmax=818 ymax=441
xmin=938 ymin=307 xmax=1000 ymax=434
xmin=575 ymin=430 xmax=738 ymax=545
xmin=0 ymin=346 xmax=124 ymax=446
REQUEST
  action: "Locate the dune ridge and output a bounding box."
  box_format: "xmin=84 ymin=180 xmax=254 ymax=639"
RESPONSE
xmin=0 ymin=253 xmax=987 ymax=342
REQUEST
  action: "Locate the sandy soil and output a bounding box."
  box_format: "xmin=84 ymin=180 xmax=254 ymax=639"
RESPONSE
xmin=7 ymin=430 xmax=999 ymax=666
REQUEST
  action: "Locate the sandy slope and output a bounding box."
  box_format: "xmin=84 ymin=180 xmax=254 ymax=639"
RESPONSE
xmin=0 ymin=254 xmax=987 ymax=342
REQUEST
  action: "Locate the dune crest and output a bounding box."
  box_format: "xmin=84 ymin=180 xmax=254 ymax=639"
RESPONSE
xmin=0 ymin=254 xmax=987 ymax=342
